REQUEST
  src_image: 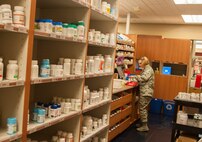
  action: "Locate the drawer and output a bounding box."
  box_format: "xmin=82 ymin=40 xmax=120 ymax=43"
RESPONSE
xmin=110 ymin=106 xmax=132 ymax=127
xmin=111 ymin=94 xmax=132 ymax=111
xmin=108 ymin=117 xmax=131 ymax=141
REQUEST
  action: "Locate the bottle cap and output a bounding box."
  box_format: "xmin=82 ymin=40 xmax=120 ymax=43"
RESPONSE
xmin=64 ymin=58 xmax=71 ymax=63
xmin=32 ymin=60 xmax=38 ymax=65
xmin=76 ymin=59 xmax=82 ymax=63
xmin=38 ymin=109 xmax=45 ymax=115
xmin=1 ymin=4 xmax=11 ymax=9
xmin=0 ymin=58 xmax=3 ymax=62
xmin=7 ymin=117 xmax=17 ymax=125
xmin=8 ymin=60 xmax=17 ymax=64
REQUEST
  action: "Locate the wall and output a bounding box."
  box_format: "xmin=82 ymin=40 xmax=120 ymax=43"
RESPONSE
xmin=119 ymin=23 xmax=202 ymax=40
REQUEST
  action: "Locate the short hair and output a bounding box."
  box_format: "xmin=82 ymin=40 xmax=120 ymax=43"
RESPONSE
xmin=140 ymin=56 xmax=149 ymax=66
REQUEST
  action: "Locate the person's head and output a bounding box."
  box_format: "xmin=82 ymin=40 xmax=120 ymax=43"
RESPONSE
xmin=138 ymin=56 xmax=149 ymax=68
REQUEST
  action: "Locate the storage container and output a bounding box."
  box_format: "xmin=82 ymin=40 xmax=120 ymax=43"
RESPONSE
xmin=163 ymin=100 xmax=175 ymax=116
xmin=149 ymin=98 xmax=163 ymax=114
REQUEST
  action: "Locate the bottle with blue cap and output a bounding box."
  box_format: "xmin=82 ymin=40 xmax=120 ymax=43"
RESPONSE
xmin=40 ymin=59 xmax=50 ymax=78
xmin=44 ymin=19 xmax=53 ymax=33
xmin=37 ymin=109 xmax=46 ymax=123
xmin=7 ymin=117 xmax=17 ymax=135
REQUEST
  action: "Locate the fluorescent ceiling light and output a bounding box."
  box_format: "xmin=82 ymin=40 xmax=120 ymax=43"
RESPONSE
xmin=174 ymin=0 xmax=202 ymax=4
xmin=182 ymin=15 xmax=202 ymax=23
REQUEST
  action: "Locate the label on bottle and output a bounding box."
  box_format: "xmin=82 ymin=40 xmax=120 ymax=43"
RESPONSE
xmin=2 ymin=12 xmax=12 ymax=20
xmin=13 ymin=15 xmax=24 ymax=25
xmin=40 ymin=68 xmax=50 ymax=77
xmin=7 ymin=124 xmax=17 ymax=135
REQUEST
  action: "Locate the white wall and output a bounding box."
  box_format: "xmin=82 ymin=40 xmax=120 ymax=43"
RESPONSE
xmin=118 ymin=23 xmax=202 ymax=40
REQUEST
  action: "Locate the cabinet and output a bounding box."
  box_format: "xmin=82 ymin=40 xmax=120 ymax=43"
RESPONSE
xmin=108 ymin=85 xmax=139 ymax=141
xmin=171 ymin=95 xmax=202 ymax=142
xmin=0 ymin=0 xmax=119 ymax=141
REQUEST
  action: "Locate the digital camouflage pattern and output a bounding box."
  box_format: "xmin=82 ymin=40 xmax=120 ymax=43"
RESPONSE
xmin=134 ymin=64 xmax=154 ymax=97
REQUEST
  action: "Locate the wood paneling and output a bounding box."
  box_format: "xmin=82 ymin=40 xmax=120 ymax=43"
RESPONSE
xmin=154 ymin=74 xmax=188 ymax=100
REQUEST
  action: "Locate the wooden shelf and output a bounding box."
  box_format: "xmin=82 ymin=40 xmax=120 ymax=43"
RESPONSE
xmin=91 ymin=6 xmax=117 ymax=21
xmin=89 ymin=41 xmax=115 ymax=49
xmin=31 ymin=75 xmax=84 ymax=85
xmin=0 ymin=24 xmax=28 ymax=34
xmin=80 ymin=124 xmax=109 ymax=142
xmin=85 ymin=72 xmax=114 ymax=78
xmin=116 ymin=49 xmax=135 ymax=52
xmin=36 ymin=0 xmax=90 ymax=8
xmin=108 ymin=117 xmax=131 ymax=141
xmin=111 ymin=94 xmax=132 ymax=111
xmin=34 ymin=31 xmax=86 ymax=44
xmin=0 ymin=130 xmax=22 ymax=142
xmin=117 ymin=40 xmax=134 ymax=46
xmin=0 ymin=80 xmax=24 ymax=88
xmin=113 ymin=86 xmax=135 ymax=94
xmin=110 ymin=106 xmax=132 ymax=127
xmin=27 ymin=111 xmax=81 ymax=134
xmin=83 ymin=99 xmax=111 ymax=113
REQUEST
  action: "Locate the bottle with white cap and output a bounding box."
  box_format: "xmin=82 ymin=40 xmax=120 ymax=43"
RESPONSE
xmin=1 ymin=4 xmax=12 ymax=24
xmin=67 ymin=133 xmax=74 ymax=142
xmin=6 ymin=60 xmax=19 ymax=80
xmin=31 ymin=60 xmax=39 ymax=79
xmin=63 ymin=58 xmax=71 ymax=76
xmin=94 ymin=56 xmax=100 ymax=73
xmin=0 ymin=58 xmax=3 ymax=81
xmin=13 ymin=6 xmax=25 ymax=27
xmin=75 ymin=59 xmax=83 ymax=75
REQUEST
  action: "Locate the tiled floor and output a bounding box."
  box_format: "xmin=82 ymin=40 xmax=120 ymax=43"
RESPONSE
xmin=112 ymin=113 xmax=173 ymax=142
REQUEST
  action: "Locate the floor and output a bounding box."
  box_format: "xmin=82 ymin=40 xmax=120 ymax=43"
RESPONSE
xmin=112 ymin=113 xmax=173 ymax=142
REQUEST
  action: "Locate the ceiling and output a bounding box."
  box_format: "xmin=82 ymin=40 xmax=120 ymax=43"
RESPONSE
xmin=119 ymin=0 xmax=202 ymax=24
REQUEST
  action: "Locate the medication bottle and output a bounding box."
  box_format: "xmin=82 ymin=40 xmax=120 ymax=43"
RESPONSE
xmin=75 ymin=99 xmax=81 ymax=111
xmin=102 ymin=114 xmax=107 ymax=125
xmin=62 ymin=23 xmax=68 ymax=35
xmin=0 ymin=58 xmax=3 ymax=81
xmin=101 ymin=2 xmax=107 ymax=13
xmin=104 ymin=55 xmax=112 ymax=72
xmin=94 ymin=31 xmax=101 ymax=43
xmin=88 ymin=31 xmax=93 ymax=42
xmin=31 ymin=60 xmax=39 ymax=79
xmin=104 ymin=87 xmax=109 ymax=99
xmin=82 ymin=126 xmax=87 ymax=137
xmin=55 ymin=65 xmax=63 ymax=77
xmin=63 ymin=102 xmax=71 ymax=114
xmin=67 ymin=133 xmax=74 ymax=142
xmin=71 ymin=59 xmax=76 ymax=75
xmin=7 ymin=117 xmax=17 ymax=135
xmin=110 ymin=33 xmax=116 ymax=45
xmin=59 ymin=138 xmax=65 ymax=142
xmin=44 ymin=19 xmax=53 ymax=33
xmin=87 ymin=56 xmax=94 ymax=74
xmin=38 ymin=19 xmax=45 ymax=32
xmin=75 ymin=59 xmax=83 ymax=75
xmin=40 ymin=59 xmax=50 ymax=77
xmin=52 ymin=136 xmax=59 ymax=142
xmin=77 ymin=21 xmax=85 ymax=39
xmin=67 ymin=24 xmax=74 ymax=38
xmin=13 ymin=6 xmax=25 ymax=27
xmin=6 ymin=60 xmax=19 ymax=80
xmin=64 ymin=58 xmax=71 ymax=76
xmin=50 ymin=64 xmax=57 ymax=77
xmin=1 ymin=4 xmax=12 ymax=24
xmin=33 ymin=108 xmax=38 ymax=121
xmin=72 ymin=24 xmax=78 ymax=39
xmin=107 ymin=3 xmax=111 ymax=14
xmin=94 ymin=56 xmax=100 ymax=73
xmin=49 ymin=104 xmax=58 ymax=118
xmin=99 ymin=55 xmax=104 ymax=73
xmin=37 ymin=109 xmax=45 ymax=123
xmin=53 ymin=22 xmax=63 ymax=35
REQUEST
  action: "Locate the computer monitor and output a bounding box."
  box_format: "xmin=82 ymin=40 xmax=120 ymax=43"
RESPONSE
xmin=162 ymin=66 xmax=172 ymax=75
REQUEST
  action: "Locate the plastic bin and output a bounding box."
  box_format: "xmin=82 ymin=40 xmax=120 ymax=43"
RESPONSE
xmin=149 ymin=98 xmax=163 ymax=114
xmin=163 ymin=100 xmax=175 ymax=116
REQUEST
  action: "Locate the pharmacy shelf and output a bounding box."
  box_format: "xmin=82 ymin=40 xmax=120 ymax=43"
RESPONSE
xmin=0 ymin=130 xmax=22 ymax=142
xmin=89 ymin=41 xmax=115 ymax=49
xmin=34 ymin=31 xmax=86 ymax=44
xmin=36 ymin=0 xmax=90 ymax=8
xmin=31 ymin=75 xmax=84 ymax=84
xmin=117 ymin=40 xmax=134 ymax=46
xmin=27 ymin=110 xmax=82 ymax=134
xmin=113 ymin=86 xmax=135 ymax=94
xmin=80 ymin=124 xmax=109 ymax=142
xmin=0 ymin=80 xmax=24 ymax=88
xmin=83 ymin=99 xmax=111 ymax=113
xmin=85 ymin=72 xmax=113 ymax=78
xmin=91 ymin=6 xmax=117 ymax=21
xmin=116 ymin=49 xmax=135 ymax=52
xmin=0 ymin=24 xmax=28 ymax=34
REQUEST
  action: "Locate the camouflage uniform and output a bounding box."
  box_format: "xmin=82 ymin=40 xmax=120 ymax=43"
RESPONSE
xmin=133 ymin=65 xmax=154 ymax=123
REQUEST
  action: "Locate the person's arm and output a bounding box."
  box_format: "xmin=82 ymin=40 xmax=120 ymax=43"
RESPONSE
xmin=134 ymin=69 xmax=152 ymax=83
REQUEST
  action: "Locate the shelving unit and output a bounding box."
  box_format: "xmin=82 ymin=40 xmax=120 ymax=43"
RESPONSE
xmin=171 ymin=95 xmax=202 ymax=142
xmin=108 ymin=85 xmax=139 ymax=141
xmin=0 ymin=0 xmax=118 ymax=141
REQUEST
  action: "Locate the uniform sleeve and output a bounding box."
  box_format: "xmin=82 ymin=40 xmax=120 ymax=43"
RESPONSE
xmin=134 ymin=69 xmax=152 ymax=83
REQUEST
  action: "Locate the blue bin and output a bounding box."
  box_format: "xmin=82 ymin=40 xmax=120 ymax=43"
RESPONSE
xmin=149 ymin=98 xmax=163 ymax=114
xmin=163 ymin=100 xmax=175 ymax=116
